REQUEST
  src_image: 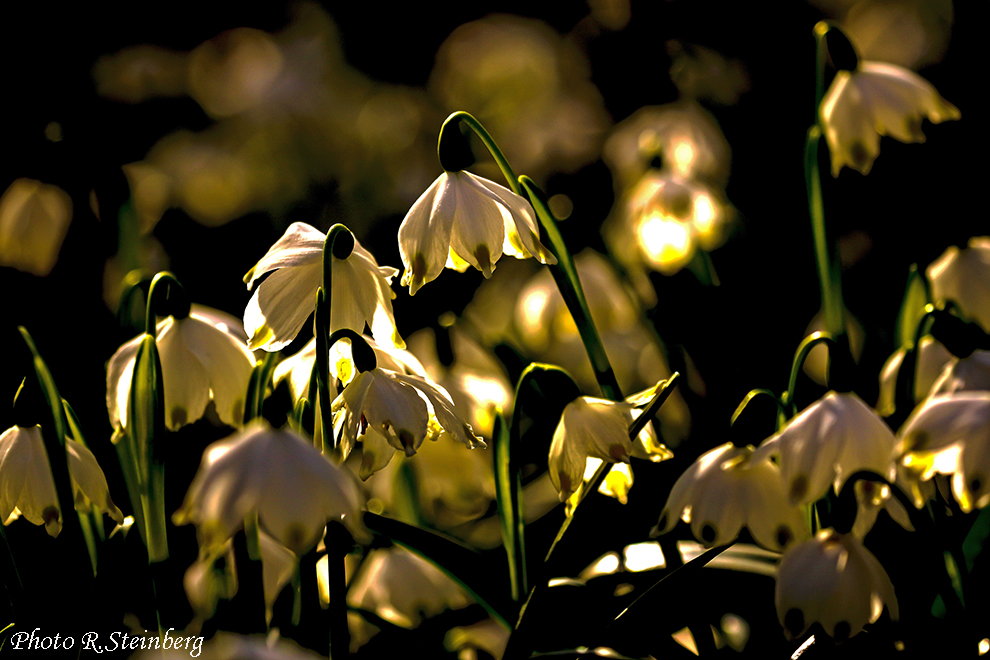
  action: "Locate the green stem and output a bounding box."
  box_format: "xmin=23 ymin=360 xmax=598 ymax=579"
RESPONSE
xmin=438 ymin=112 xmax=521 ymax=195
xmin=244 ymin=352 xmax=278 ymax=424
xmin=519 ymin=175 xmax=622 ymax=401
xmin=144 ymin=272 xmax=188 ymax=334
xmin=781 ymin=332 xmax=838 ymax=416
xmin=805 ymin=129 xmax=845 ymax=341
xmin=730 ymin=388 xmax=785 ymax=428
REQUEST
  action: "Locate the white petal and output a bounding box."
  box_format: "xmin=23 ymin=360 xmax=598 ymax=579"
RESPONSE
xmin=181 ymin=314 xmax=256 ymax=427
xmin=446 ymin=173 xmax=505 ymax=279
xmin=244 ymin=222 xmax=325 ymax=289
xmin=244 ymin=260 xmax=322 ymax=351
xmin=157 ymin=317 xmax=212 ymax=431
xmin=398 ymin=174 xmax=452 ymax=295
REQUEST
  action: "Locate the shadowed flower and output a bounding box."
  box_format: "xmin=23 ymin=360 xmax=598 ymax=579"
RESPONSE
xmin=397 ymin=171 xmax=556 ymax=295
xmin=876 ymin=335 xmax=953 ymax=416
xmin=652 ymin=443 xmax=808 ymax=552
xmin=753 ymin=392 xmax=896 ymax=505
xmin=931 ymin=350 xmax=990 ymax=396
xmin=244 ymin=222 xmax=403 ymax=351
xmin=820 ymin=61 xmax=959 ymax=176
xmin=173 ymin=421 xmax=370 ymax=553
xmin=107 ymin=306 xmax=256 ymax=431
xmin=549 ymin=384 xmax=673 ymax=502
xmin=0 ymin=425 xmax=123 ymax=537
xmin=927 ymin=237 xmax=990 ymax=332
xmin=776 ymin=529 xmax=898 ymax=640
xmin=0 ymin=179 xmax=73 ymax=277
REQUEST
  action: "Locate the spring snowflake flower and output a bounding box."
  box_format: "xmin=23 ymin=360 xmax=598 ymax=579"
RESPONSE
xmin=776 ymin=529 xmax=898 ymax=641
xmin=331 ymin=361 xmax=484 ymax=480
xmin=243 ymin=222 xmax=403 ymax=351
xmin=173 ymin=421 xmax=370 ymax=553
xmin=752 ymin=392 xmax=896 ymax=505
xmin=876 ymin=335 xmax=953 ymax=417
xmin=652 ymin=443 xmax=807 ymax=552
xmin=397 ymin=171 xmax=556 ymax=295
xmin=931 ymin=350 xmax=990 ymax=396
xmin=896 ymin=393 xmax=990 ymax=512
xmin=820 ymin=61 xmax=959 ymax=176
xmin=107 ymin=306 xmax=256 ymax=431
xmin=0 ymin=425 xmax=123 ymax=537
xmin=926 ymin=237 xmax=990 ymax=332
xmin=0 ymin=178 xmax=73 ymax=277
xmin=548 ymin=385 xmax=673 ymax=503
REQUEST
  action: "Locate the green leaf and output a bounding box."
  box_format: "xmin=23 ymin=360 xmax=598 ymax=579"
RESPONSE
xmin=896 ymin=265 xmax=931 ymax=349
xmin=494 ymin=412 xmax=527 ymax=603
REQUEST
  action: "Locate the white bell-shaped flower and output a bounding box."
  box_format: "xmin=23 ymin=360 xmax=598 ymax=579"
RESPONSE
xmin=896 ymin=393 xmax=990 ymax=512
xmin=397 ymin=171 xmax=556 ymax=295
xmin=652 ymin=442 xmax=808 ymax=552
xmin=107 ymin=306 xmax=256 ymax=431
xmin=876 ymin=335 xmax=953 ymax=416
xmin=930 ymin=350 xmax=990 ymax=396
xmin=752 ymin=392 xmax=896 ymax=505
xmin=243 ymin=222 xmax=403 ymax=351
xmin=0 ymin=425 xmax=123 ymax=537
xmin=776 ymin=529 xmax=898 ymax=640
xmin=927 ymin=238 xmax=990 ymax=332
xmin=820 ymin=61 xmax=959 ymax=176
xmin=173 ymin=421 xmax=370 ymax=553
xmin=0 ymin=178 xmax=73 ymax=277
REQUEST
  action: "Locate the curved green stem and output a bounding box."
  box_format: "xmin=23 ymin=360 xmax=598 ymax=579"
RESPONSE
xmin=731 ymin=388 xmax=785 ymax=431
xmin=244 ymin=352 xmax=279 ymax=424
xmin=782 ymin=331 xmax=838 ymax=416
xmin=144 ymin=272 xmax=188 ymax=334
xmin=519 ymin=175 xmax=622 ymax=401
xmin=438 ymin=112 xmax=521 ymax=195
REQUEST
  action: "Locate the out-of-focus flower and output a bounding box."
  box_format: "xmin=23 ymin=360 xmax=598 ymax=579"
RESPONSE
xmin=107 ymin=307 xmax=256 ymax=432
xmin=331 ymin=360 xmax=484 ymax=480
xmin=603 ymin=102 xmax=731 ymax=191
xmin=802 ymin=311 xmax=866 ymax=386
xmin=187 ymin=28 xmax=285 ymax=119
xmin=667 ymin=42 xmax=750 ymax=107
xmin=652 ymin=443 xmax=807 ymax=552
xmin=927 ymin=238 xmax=990 ymax=332
xmin=244 ymin=222 xmax=402 ymax=351
xmin=876 ymin=335 xmax=953 ymax=416
xmin=347 ymin=546 xmax=471 ymax=629
xmin=0 ymin=178 xmax=73 ymax=277
xmin=0 ymin=425 xmax=123 ymax=537
xmin=776 ymin=529 xmax=898 ymax=640
xmin=820 ymin=61 xmax=959 ymax=176
xmin=753 ymin=392 xmax=896 ymax=505
xmin=173 ymin=421 xmax=370 ymax=553
xmin=931 ymin=350 xmax=990 ymax=396
xmin=397 ymin=171 xmax=556 ymax=295
xmin=549 ymin=384 xmax=673 ymax=502
xmin=429 ymin=15 xmax=609 ymax=180
xmin=445 ymin=618 xmax=510 ymax=660
xmin=896 ymin=393 xmax=990 ymax=512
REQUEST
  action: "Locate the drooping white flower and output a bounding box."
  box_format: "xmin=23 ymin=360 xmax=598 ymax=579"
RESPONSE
xmin=173 ymin=421 xmax=370 ymax=553
xmin=0 ymin=178 xmax=73 ymax=277
xmin=930 ymin=350 xmax=990 ymax=396
xmin=107 ymin=306 xmax=257 ymax=431
xmin=331 ymin=364 xmax=484 ymax=480
xmin=243 ymin=222 xmax=403 ymax=351
xmin=896 ymin=393 xmax=990 ymax=512
xmin=0 ymin=425 xmax=123 ymax=537
xmin=548 ymin=384 xmax=673 ymax=502
xmin=397 ymin=171 xmax=556 ymax=295
xmin=876 ymin=335 xmax=953 ymax=417
xmin=652 ymin=442 xmax=808 ymax=552
xmin=752 ymin=392 xmax=896 ymax=505
xmin=776 ymin=529 xmax=898 ymax=640
xmin=927 ymin=238 xmax=990 ymax=332
xmin=820 ymin=61 xmax=959 ymax=176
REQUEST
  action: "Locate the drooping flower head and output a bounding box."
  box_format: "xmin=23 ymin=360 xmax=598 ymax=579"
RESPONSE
xmin=926 ymin=238 xmax=990 ymax=332
xmin=243 ymin=222 xmax=403 ymax=351
xmin=0 ymin=425 xmax=123 ymax=537
xmin=107 ymin=305 xmax=257 ymax=432
xmin=397 ymin=170 xmax=556 ymax=295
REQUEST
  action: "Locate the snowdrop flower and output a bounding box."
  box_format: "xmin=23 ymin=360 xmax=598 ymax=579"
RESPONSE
xmin=0 ymin=178 xmax=73 ymax=276
xmin=820 ymin=61 xmax=959 ymax=176
xmin=896 ymin=393 xmax=990 ymax=512
xmin=753 ymin=392 xmax=896 ymax=505
xmin=0 ymin=425 xmax=123 ymax=537
xmin=397 ymin=170 xmax=556 ymax=295
xmin=927 ymin=238 xmax=990 ymax=332
xmin=776 ymin=529 xmax=898 ymax=640
xmin=243 ymin=222 xmax=403 ymax=351
xmin=548 ymin=384 xmax=673 ymax=502
xmin=173 ymin=421 xmax=370 ymax=553
xmin=331 ymin=357 xmax=484 ymax=480
xmin=107 ymin=306 xmax=256 ymax=431
xmin=652 ymin=443 xmax=807 ymax=552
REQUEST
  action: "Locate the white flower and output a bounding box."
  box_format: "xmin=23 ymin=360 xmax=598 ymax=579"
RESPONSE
xmin=896 ymin=393 xmax=990 ymax=512
xmin=397 ymin=171 xmax=556 ymax=295
xmin=776 ymin=529 xmax=898 ymax=640
xmin=107 ymin=307 xmax=257 ymax=431
xmin=927 ymin=238 xmax=990 ymax=332
xmin=243 ymin=222 xmax=403 ymax=351
xmin=173 ymin=421 xmax=370 ymax=553
xmin=652 ymin=443 xmax=808 ymax=552
xmin=548 ymin=385 xmax=673 ymax=502
xmin=820 ymin=61 xmax=960 ymax=176
xmin=876 ymin=335 xmax=953 ymax=416
xmin=752 ymin=392 xmax=896 ymax=505
xmin=931 ymin=350 xmax=990 ymax=396
xmin=0 ymin=178 xmax=73 ymax=277
xmin=347 ymin=546 xmax=471 ymax=629
xmin=331 ymin=365 xmax=484 ymax=480
xmin=0 ymin=425 xmax=123 ymax=537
